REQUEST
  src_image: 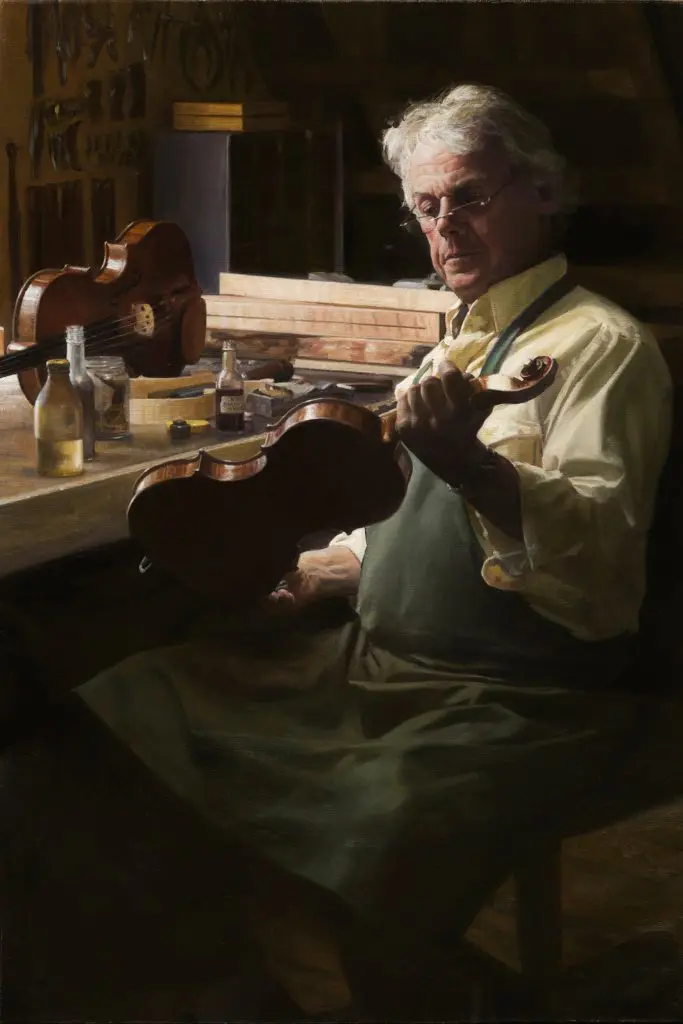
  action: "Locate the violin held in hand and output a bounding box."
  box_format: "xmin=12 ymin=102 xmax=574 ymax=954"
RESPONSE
xmin=127 ymin=356 xmax=558 ymax=605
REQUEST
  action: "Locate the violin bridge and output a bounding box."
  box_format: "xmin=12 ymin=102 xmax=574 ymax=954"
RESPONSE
xmin=132 ymin=302 xmax=155 ymax=337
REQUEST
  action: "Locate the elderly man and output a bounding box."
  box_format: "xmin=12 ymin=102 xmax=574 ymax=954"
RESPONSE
xmin=58 ymin=84 xmax=673 ymax=1018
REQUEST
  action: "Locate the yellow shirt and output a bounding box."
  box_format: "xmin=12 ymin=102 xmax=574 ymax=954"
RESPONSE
xmin=330 ymin=254 xmax=673 ymax=641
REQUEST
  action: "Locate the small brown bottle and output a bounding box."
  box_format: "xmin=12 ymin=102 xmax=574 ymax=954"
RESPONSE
xmin=215 ymin=340 xmax=245 ymax=432
xmin=34 ymin=358 xmax=84 ymax=477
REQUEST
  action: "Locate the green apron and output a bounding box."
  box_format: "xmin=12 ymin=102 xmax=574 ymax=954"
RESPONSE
xmin=77 ymin=273 xmax=642 ymax=942
xmin=357 ymin=453 xmax=632 ymax=679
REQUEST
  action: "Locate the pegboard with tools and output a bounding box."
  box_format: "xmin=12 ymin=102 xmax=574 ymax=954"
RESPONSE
xmin=0 ymin=0 xmax=274 ymax=333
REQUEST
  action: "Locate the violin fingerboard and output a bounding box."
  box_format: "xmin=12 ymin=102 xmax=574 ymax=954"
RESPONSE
xmin=369 ymin=399 xmax=397 ymax=418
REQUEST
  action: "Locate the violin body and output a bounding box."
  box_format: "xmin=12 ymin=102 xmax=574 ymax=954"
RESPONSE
xmin=3 ymin=220 xmax=207 ymax=404
xmin=128 ymin=357 xmax=558 ymax=605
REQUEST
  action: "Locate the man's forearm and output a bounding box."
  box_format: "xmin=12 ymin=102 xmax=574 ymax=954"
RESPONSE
xmin=298 ymin=546 xmax=362 ymax=598
xmin=441 ymin=442 xmax=524 ymax=541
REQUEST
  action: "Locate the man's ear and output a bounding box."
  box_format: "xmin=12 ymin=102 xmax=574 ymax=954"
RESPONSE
xmin=535 ymin=180 xmax=561 ymax=215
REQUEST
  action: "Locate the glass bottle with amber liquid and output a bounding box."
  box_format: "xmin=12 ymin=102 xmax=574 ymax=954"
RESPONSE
xmin=34 ymin=358 xmax=84 ymax=477
xmin=66 ymin=325 xmax=95 ymax=460
xmin=215 ymin=340 xmax=245 ymax=432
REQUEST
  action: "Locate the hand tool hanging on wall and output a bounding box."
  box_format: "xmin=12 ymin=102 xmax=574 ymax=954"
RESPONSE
xmin=109 ymin=71 xmax=127 ymax=121
xmin=180 ymin=13 xmax=223 ymax=93
xmin=28 ymin=104 xmax=44 ymax=180
xmin=64 ymin=121 xmax=83 ymax=172
xmin=61 ymin=180 xmax=85 ymax=266
xmin=26 ymin=186 xmax=44 ymax=275
xmin=150 ymin=1 xmax=172 ymax=63
xmin=6 ymin=143 xmax=22 ymax=303
xmin=52 ymin=0 xmax=69 ymax=86
xmin=26 ymin=3 xmax=45 ymax=99
xmin=216 ymin=4 xmax=259 ymax=98
xmin=119 ymin=133 xmax=135 ymax=167
xmin=121 ymin=129 xmax=147 ymax=166
xmin=86 ymin=131 xmax=126 ymax=169
xmin=85 ymin=80 xmax=103 ymax=121
xmin=92 ymin=133 xmax=106 ymax=166
xmin=61 ymin=2 xmax=82 ymax=66
xmin=91 ymin=178 xmax=116 ymax=257
xmin=48 ymin=122 xmax=83 ymax=173
xmin=126 ymin=1 xmax=154 ymax=59
xmin=48 ymin=132 xmax=63 ymax=173
xmin=44 ymin=97 xmax=87 ymax=126
xmin=84 ymin=3 xmax=118 ymax=67
xmin=23 ymin=183 xmax=65 ymax=279
xmin=44 ymin=184 xmax=63 ymax=268
xmin=126 ymin=4 xmax=140 ymax=48
xmin=127 ymin=62 xmax=146 ymax=119
xmin=136 ymin=159 xmax=153 ymax=218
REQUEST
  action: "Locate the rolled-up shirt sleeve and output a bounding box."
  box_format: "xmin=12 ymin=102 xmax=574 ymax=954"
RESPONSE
xmin=329 ymin=526 xmax=367 ymax=563
xmin=469 ymin=324 xmax=673 ymax=638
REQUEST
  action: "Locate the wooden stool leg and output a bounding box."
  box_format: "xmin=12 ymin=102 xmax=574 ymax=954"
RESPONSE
xmin=514 ymin=838 xmax=563 ymax=1014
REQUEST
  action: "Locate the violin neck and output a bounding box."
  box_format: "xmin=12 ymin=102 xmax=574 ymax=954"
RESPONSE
xmin=0 ymin=316 xmax=123 ymax=380
xmin=373 ymin=399 xmax=398 ymax=443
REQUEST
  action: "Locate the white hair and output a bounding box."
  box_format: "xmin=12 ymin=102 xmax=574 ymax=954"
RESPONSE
xmin=382 ymin=83 xmax=573 ymax=212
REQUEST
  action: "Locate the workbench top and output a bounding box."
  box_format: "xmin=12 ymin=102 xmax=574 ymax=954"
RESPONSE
xmin=0 ymin=369 xmax=397 ymax=579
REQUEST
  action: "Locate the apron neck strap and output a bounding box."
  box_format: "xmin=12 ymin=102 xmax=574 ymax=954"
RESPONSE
xmin=411 ymin=272 xmax=575 ymax=386
xmin=480 ymin=273 xmax=575 ymax=377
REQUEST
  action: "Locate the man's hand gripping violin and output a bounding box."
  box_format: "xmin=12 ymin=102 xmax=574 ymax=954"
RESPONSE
xmin=396 ymin=361 xmax=495 ymax=485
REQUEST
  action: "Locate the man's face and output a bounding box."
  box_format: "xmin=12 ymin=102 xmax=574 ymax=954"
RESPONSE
xmin=408 ymin=138 xmax=559 ymax=303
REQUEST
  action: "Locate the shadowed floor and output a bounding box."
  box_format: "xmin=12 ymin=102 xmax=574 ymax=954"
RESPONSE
xmin=4 ymin=738 xmax=683 ymax=1024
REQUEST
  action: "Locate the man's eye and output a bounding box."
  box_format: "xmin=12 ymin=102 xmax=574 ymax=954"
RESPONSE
xmin=417 ymin=202 xmax=438 ymax=217
xmin=453 ymin=191 xmax=479 ymax=207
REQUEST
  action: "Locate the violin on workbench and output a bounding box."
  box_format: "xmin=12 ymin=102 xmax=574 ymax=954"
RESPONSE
xmin=127 ymin=355 xmax=558 ymax=604
xmin=0 ymin=219 xmax=208 ymax=404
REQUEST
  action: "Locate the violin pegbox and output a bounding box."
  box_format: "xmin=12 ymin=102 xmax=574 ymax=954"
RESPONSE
xmin=132 ymin=303 xmax=155 ymax=337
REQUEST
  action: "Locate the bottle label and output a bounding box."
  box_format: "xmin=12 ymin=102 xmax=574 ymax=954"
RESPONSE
xmin=219 ymin=394 xmax=245 ymax=414
xmin=36 ymin=439 xmax=84 ymax=477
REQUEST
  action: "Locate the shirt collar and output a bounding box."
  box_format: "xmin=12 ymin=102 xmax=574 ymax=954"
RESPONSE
xmin=444 ymin=253 xmax=568 ymax=336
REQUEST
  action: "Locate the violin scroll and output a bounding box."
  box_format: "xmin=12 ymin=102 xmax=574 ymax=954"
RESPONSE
xmin=379 ymin=355 xmax=557 ymax=442
xmin=469 ymin=355 xmax=557 ymax=408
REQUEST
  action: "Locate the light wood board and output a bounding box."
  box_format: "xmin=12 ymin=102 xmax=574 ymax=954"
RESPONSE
xmin=218 ymin=272 xmax=456 ymax=313
xmin=205 ymin=296 xmax=442 ymax=342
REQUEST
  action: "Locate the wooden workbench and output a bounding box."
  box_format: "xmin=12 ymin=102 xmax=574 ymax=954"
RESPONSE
xmin=0 ymin=366 xmax=398 ymax=705
xmin=0 ymin=366 xmax=403 ymax=580
xmin=0 ymin=375 xmax=265 ymax=580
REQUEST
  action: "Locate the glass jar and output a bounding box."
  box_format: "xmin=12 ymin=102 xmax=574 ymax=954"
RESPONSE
xmin=86 ymin=356 xmax=131 ymax=441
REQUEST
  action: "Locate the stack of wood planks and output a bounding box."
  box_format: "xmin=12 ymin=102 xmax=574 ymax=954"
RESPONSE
xmin=204 ymin=271 xmax=683 ymax=380
xmin=172 ymin=101 xmax=290 ymax=133
xmin=205 ymin=273 xmax=455 ymax=371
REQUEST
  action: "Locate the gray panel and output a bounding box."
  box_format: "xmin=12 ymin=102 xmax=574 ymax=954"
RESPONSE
xmin=153 ymin=131 xmax=231 ymax=295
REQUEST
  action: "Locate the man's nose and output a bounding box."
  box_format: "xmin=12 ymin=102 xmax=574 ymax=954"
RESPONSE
xmin=435 ymin=209 xmax=463 ymax=237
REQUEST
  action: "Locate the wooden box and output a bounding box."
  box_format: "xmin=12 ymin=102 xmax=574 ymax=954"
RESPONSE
xmin=173 ymin=101 xmax=290 ymax=132
xmin=128 ymin=371 xmax=215 ymax=426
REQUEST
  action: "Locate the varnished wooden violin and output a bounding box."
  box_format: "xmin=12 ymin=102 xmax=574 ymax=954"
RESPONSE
xmin=127 ymin=355 xmax=558 ymax=604
xmin=1 ymin=220 xmax=207 ymax=404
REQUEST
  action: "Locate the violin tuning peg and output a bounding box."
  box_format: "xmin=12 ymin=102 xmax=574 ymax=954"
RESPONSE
xmin=132 ymin=302 xmax=155 ymax=337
